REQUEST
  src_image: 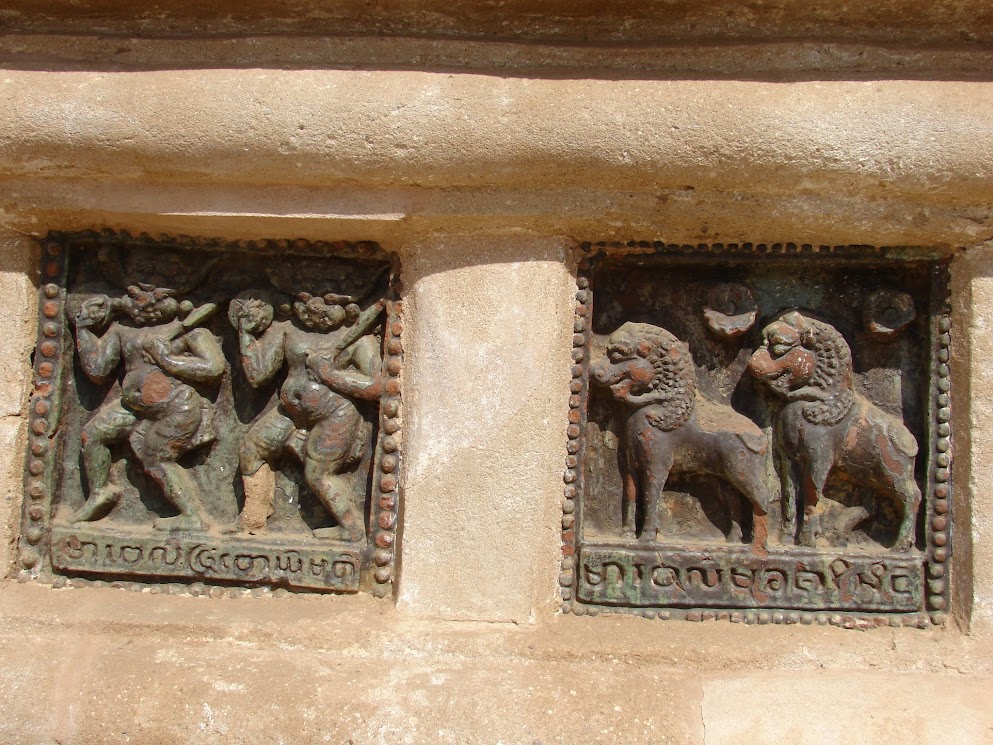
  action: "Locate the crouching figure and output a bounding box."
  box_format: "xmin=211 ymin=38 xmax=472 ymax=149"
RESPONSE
xmin=72 ymin=285 xmax=224 ymax=530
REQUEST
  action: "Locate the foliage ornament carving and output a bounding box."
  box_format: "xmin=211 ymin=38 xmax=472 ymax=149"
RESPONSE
xmin=563 ymin=242 xmax=952 ymax=627
xmin=20 ymin=231 xmax=403 ymax=596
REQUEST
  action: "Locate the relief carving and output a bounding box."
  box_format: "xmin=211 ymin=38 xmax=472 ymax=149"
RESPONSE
xmin=565 ymin=245 xmax=951 ymax=625
xmin=71 ymin=283 xmax=224 ymax=530
xmin=703 ymin=282 xmax=757 ymax=339
xmin=590 ymin=321 xmax=770 ymax=548
xmin=748 ymin=311 xmax=921 ymax=550
xmin=229 ymin=274 xmax=385 ymax=540
xmin=21 ymin=232 xmax=402 ymax=595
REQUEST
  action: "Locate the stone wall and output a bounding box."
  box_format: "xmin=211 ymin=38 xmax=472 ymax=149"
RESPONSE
xmin=0 ymin=4 xmax=992 ymax=742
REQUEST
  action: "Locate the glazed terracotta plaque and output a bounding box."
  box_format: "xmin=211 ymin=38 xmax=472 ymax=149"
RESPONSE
xmin=21 ymin=231 xmax=402 ymax=595
xmin=561 ymin=243 xmax=952 ymax=626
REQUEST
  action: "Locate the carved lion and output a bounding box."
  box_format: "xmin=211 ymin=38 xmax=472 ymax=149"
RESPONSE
xmin=748 ymin=311 xmax=922 ymax=550
xmin=591 ymin=321 xmax=770 ymax=548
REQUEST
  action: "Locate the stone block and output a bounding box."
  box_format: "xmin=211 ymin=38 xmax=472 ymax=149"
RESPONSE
xmin=396 ymin=235 xmax=574 ymax=622
xmin=701 ymin=672 xmax=993 ymax=745
xmin=0 ymin=231 xmax=36 ymax=418
xmin=0 ymin=231 xmax=35 ymax=573
xmin=0 ymin=416 xmax=26 ymax=576
xmin=953 ymin=250 xmax=993 ymax=634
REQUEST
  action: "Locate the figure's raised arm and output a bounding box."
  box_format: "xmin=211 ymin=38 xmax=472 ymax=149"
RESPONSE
xmin=238 ymin=323 xmax=285 ymax=387
xmin=228 ymin=294 xmax=285 ymax=387
xmin=307 ymin=335 xmax=383 ymax=401
xmin=147 ymin=329 xmax=226 ymax=383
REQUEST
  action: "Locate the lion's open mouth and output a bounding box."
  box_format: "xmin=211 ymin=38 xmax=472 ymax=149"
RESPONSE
xmin=747 ymin=350 xmax=786 ymax=381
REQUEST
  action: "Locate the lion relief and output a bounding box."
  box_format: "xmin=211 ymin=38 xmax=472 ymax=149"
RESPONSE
xmin=592 ymin=322 xmax=770 ymax=547
xmin=748 ymin=311 xmax=922 ymax=550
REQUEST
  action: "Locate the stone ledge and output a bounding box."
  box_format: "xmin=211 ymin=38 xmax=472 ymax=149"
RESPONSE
xmin=3 ymin=35 xmax=993 ymax=80
xmin=2 ymin=583 xmax=991 ymax=675
xmin=3 ymin=0 xmax=993 ymax=46
xmin=0 ymin=72 xmax=990 ymax=208
xmin=1 ymin=583 xmax=991 ymax=744
xmin=4 ymin=179 xmax=992 ymax=248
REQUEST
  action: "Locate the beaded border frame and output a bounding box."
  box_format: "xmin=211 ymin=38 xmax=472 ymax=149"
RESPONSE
xmin=560 ymin=242 xmax=952 ymax=628
xmin=18 ymin=230 xmax=403 ymax=598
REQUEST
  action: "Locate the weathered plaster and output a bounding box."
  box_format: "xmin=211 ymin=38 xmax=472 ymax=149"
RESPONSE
xmin=0 ymin=74 xmax=990 ymax=208
xmin=952 ymin=248 xmax=993 ymax=635
xmin=0 ymin=231 xmax=35 ymax=576
xmin=397 ymin=235 xmax=574 ymax=622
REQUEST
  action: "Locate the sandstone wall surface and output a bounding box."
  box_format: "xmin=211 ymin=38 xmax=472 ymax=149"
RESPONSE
xmin=0 ymin=10 xmax=991 ymax=742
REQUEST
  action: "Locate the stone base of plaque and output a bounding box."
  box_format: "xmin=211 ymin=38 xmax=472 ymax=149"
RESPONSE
xmin=50 ymin=524 xmax=364 ymax=592
xmin=577 ymin=542 xmax=924 ymax=613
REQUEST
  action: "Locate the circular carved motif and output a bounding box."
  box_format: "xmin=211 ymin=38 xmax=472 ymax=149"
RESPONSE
xmin=863 ymin=289 xmax=915 ymax=339
xmin=703 ymin=283 xmax=757 ymax=338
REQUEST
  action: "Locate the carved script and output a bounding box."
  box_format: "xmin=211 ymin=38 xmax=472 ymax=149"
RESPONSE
xmin=577 ymin=546 xmax=922 ymax=611
xmin=52 ymin=525 xmax=361 ymax=591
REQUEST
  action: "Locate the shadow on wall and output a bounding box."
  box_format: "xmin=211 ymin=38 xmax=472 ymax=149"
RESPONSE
xmin=1 ymin=0 xmax=993 ymax=80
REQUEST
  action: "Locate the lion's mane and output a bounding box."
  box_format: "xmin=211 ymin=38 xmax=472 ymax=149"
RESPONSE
xmin=626 ymin=323 xmax=696 ymax=432
xmin=785 ymin=314 xmax=856 ymax=426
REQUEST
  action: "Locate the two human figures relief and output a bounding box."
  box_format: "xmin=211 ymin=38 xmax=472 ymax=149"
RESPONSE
xmin=60 ymin=242 xmax=394 ymax=553
xmin=587 ymin=274 xmax=926 ymax=556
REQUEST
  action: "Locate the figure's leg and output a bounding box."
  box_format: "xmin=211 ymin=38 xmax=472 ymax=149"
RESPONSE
xmin=727 ymin=489 xmax=744 ymax=544
xmin=893 ymin=475 xmax=922 ymax=552
xmin=621 ymin=446 xmax=638 ymax=539
xmin=798 ymin=457 xmax=831 ymax=548
xmin=777 ymin=445 xmax=798 ymax=546
xmin=73 ymin=400 xmax=136 ymax=522
xmin=726 ymin=451 xmax=770 ymax=551
xmin=238 ymin=464 xmax=276 ymax=533
xmin=143 ymin=460 xmax=206 ymax=531
xmin=304 ymin=409 xmax=364 ymax=541
xmin=641 ymin=450 xmax=673 ymax=542
xmin=305 ymin=462 xmax=363 ymax=540
xmin=234 ymin=408 xmax=295 ymax=533
xmin=132 ymin=396 xmax=206 ymax=531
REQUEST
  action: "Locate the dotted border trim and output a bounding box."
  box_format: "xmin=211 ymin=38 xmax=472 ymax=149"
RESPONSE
xmin=370 ymin=303 xmax=403 ymax=597
xmin=925 ymin=262 xmax=953 ymax=624
xmin=560 ymin=244 xmax=953 ymax=628
xmin=558 ymin=259 xmax=592 ymax=606
xmin=18 ymin=232 xmax=402 ymax=599
xmin=19 ymin=238 xmax=68 ymax=574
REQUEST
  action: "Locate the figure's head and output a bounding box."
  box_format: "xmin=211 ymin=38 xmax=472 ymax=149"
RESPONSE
xmin=293 ymin=292 xmax=360 ymax=332
xmin=591 ymin=323 xmax=659 ymax=397
xmin=123 ymin=284 xmax=179 ymax=326
xmin=590 ymin=322 xmax=696 ymax=429
xmin=748 ymin=311 xmax=850 ymax=398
